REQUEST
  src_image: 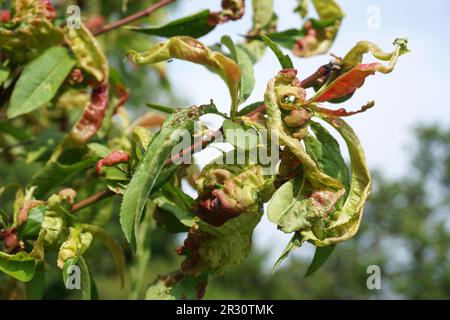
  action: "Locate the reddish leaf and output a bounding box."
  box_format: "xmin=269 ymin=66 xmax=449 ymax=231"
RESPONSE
xmin=310 ymin=62 xmax=379 ymax=103
xmin=70 ymin=83 xmax=109 ymax=144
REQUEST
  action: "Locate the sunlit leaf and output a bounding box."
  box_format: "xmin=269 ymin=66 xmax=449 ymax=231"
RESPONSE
xmin=7 ymin=47 xmax=75 ymax=119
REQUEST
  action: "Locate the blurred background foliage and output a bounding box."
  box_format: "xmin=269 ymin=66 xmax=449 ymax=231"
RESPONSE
xmin=1 ymin=0 xmax=449 ymax=299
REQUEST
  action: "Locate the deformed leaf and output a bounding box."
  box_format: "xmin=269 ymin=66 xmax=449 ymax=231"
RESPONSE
xmin=129 ymin=36 xmax=241 ymax=116
xmin=310 ymin=38 xmax=409 ymax=103
xmin=128 ymin=10 xmax=216 ymax=38
xmin=7 ymin=47 xmax=76 ymax=119
xmin=19 ymin=204 xmax=45 ymax=240
xmin=146 ymin=272 xmax=208 ymax=300
xmin=65 ymin=23 xmax=109 ymax=84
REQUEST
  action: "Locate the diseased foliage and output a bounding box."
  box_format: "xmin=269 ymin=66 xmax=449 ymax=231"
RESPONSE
xmin=0 ymin=0 xmax=408 ymax=300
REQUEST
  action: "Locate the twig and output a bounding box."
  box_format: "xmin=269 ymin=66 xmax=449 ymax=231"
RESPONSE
xmin=93 ymin=0 xmax=175 ymax=36
xmin=70 ymin=189 xmax=115 ymax=213
xmin=165 ymin=129 xmax=220 ymax=166
xmin=70 ymin=127 xmax=219 ymax=212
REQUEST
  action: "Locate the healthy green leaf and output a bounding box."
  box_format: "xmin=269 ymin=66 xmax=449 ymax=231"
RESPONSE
xmin=0 ymin=251 xmax=36 ymax=282
xmin=120 ymin=105 xmax=213 ymax=251
xmin=25 ymin=262 xmax=45 ymax=300
xmin=31 ymin=157 xmax=97 ymax=198
xmin=151 ymin=184 xmax=195 ymax=233
xmin=128 ymin=10 xmax=216 ymax=38
xmin=78 ymin=256 xmax=98 ymax=300
xmin=261 ymin=34 xmax=294 ymax=69
xmin=7 ymin=47 xmax=75 ymax=119
xmin=221 ymin=36 xmax=255 ymax=104
xmin=83 ymin=224 xmax=126 ymax=288
xmin=305 ymin=245 xmax=335 ymax=277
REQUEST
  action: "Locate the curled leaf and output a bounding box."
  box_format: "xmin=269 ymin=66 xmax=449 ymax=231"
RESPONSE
xmin=0 ymin=1 xmax=63 ymax=62
xmin=57 ymin=226 xmax=93 ymax=269
xmin=65 ymin=23 xmax=109 ymax=84
xmin=129 ymin=36 xmax=241 ymax=116
xmin=196 ymin=163 xmax=274 ymax=226
xmin=310 ymin=38 xmax=409 ymax=103
xmin=303 ymin=117 xmax=371 ymax=245
xmin=266 ymin=0 xmax=344 ymax=58
xmin=70 ymin=83 xmax=110 ymax=144
xmin=264 ymin=69 xmax=342 ymax=189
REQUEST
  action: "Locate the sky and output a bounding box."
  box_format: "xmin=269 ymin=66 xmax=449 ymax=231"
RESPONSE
xmin=161 ymin=0 xmax=450 ymax=265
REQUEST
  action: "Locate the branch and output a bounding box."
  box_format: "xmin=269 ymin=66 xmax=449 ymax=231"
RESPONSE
xmin=165 ymin=129 xmax=220 ymax=166
xmin=93 ymin=0 xmax=175 ymax=36
xmin=71 ymin=128 xmax=218 ymax=212
xmin=70 ymin=189 xmax=115 ymax=213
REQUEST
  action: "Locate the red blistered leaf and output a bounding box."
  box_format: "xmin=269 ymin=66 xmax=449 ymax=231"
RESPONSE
xmin=96 ymin=151 xmax=130 ymax=175
xmin=310 ymin=62 xmax=380 ymax=103
xmin=70 ymin=83 xmax=109 ymax=144
xmin=0 ymin=10 xmax=10 ymax=23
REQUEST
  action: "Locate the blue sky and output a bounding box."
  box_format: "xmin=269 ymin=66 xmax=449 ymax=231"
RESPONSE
xmin=163 ymin=0 xmax=450 ymax=263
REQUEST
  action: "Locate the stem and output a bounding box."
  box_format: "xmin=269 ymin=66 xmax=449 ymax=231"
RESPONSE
xmin=93 ymin=0 xmax=175 ymax=36
xmin=70 ymin=189 xmax=115 ymax=213
xmin=165 ymin=129 xmax=220 ymax=166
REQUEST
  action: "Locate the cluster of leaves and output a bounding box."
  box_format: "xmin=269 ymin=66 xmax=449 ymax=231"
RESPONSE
xmin=0 ymin=0 xmax=408 ymax=300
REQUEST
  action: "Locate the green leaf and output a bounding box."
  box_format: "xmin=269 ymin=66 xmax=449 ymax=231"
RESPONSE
xmin=237 ymin=101 xmax=264 ymax=116
xmin=252 ymin=0 xmax=274 ymax=29
xmin=312 ymin=0 xmax=344 ymax=20
xmin=120 ymin=106 xmax=211 ymax=251
xmin=272 ymin=233 xmax=303 ymax=272
xmin=62 ymin=257 xmax=78 ymax=289
xmin=183 ymin=211 xmax=263 ymax=276
xmin=303 ymin=117 xmax=371 ymax=245
xmin=7 ymin=47 xmax=76 ymax=119
xmin=221 ymin=36 xmax=255 ymax=104
xmin=151 ymin=184 xmax=195 ymax=233
xmin=128 ymin=10 xmax=216 ymax=38
xmin=0 ymin=121 xmax=32 ymax=141
xmin=0 ymin=251 xmax=36 ymax=282
xmin=87 ymin=143 xmax=111 ymax=158
xmin=146 ymin=273 xmax=208 ymax=300
xmin=0 ymin=65 xmax=10 ymax=85
xmin=78 ymin=256 xmax=98 ymax=300
xmin=82 ymin=224 xmax=126 ymax=288
xmin=223 ymin=119 xmax=259 ymax=151
xmin=25 ymin=262 xmax=45 ymax=300
xmin=261 ymin=34 xmax=294 ymax=69
xmin=305 ymin=245 xmax=335 ymax=277
xmin=19 ymin=204 xmax=45 ymax=240
xmin=305 ymin=121 xmax=350 ymax=201
xmin=295 ymin=0 xmax=310 ymax=18
xmin=31 ymin=157 xmax=97 ymax=198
